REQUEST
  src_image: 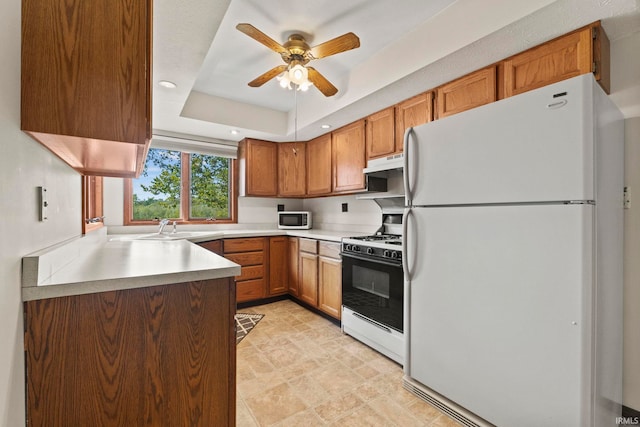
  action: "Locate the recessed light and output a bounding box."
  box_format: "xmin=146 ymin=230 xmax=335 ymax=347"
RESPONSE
xmin=230 ymin=129 xmax=239 ymax=135
xmin=321 ymin=124 xmax=331 ymax=129
xmin=158 ymin=80 xmax=177 ymax=89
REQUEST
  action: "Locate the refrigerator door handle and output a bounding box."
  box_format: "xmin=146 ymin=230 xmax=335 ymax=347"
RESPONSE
xmin=402 ymin=207 xmax=411 ymax=282
xmin=403 ymin=127 xmax=414 ymax=206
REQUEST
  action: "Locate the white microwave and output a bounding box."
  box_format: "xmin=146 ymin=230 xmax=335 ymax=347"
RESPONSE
xmin=278 ymin=211 xmax=312 ymax=229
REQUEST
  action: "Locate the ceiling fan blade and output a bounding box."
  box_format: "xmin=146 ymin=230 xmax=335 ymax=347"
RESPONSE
xmin=309 ymin=32 xmax=360 ymax=59
xmin=236 ymin=23 xmax=288 ymax=54
xmin=307 ymin=67 xmax=338 ymax=97
xmin=248 ymin=65 xmax=288 ymax=87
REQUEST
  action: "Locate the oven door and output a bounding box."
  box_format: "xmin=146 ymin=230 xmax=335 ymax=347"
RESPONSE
xmin=341 ymin=252 xmax=404 ymax=332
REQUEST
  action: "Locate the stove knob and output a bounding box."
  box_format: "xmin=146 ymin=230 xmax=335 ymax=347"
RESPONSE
xmin=390 ymin=251 xmax=399 ymax=259
xmin=354 ymin=245 xmax=361 ymax=252
xmin=383 ymin=250 xmax=391 ymax=258
xmin=344 ymin=244 xmax=351 ymax=251
xmin=366 ymin=247 xmax=374 ymax=255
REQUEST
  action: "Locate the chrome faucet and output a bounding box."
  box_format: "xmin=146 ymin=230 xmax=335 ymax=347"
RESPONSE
xmin=158 ymin=218 xmax=170 ymax=234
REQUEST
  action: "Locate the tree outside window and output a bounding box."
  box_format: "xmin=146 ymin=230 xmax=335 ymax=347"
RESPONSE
xmin=124 ymin=148 xmax=237 ymax=224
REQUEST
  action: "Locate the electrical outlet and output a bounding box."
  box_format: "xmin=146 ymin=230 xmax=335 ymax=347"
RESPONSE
xmin=624 ymin=187 xmax=630 ymax=209
xmin=277 ymin=204 xmax=285 ymax=212
xmin=342 ymin=203 xmax=348 ymax=212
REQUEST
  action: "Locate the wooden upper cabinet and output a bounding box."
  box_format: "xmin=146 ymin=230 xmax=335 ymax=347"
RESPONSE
xmin=332 ymin=121 xmax=366 ymax=193
xmin=21 ymin=0 xmax=152 ymax=178
xmin=306 ymin=134 xmax=332 ymax=196
xmin=436 ymin=66 xmax=497 ymax=119
xmin=502 ymin=22 xmax=609 ymax=98
xmin=365 ymin=107 xmax=396 ymax=160
xmin=238 ymin=139 xmax=278 ymax=197
xmin=395 ymin=92 xmax=433 ymax=151
xmin=278 ymin=142 xmax=306 ymax=197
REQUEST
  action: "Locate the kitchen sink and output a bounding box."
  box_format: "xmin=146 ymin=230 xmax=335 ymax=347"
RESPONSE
xmin=133 ymin=231 xmax=224 ymax=241
xmin=136 ymin=232 xmax=199 ymax=240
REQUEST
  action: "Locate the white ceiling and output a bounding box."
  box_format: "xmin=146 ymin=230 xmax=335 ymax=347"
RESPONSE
xmin=152 ymin=0 xmax=640 ymax=144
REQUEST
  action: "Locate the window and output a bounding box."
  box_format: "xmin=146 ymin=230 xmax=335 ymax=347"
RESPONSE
xmin=82 ymin=176 xmax=104 ymax=234
xmin=124 ymin=148 xmax=237 ymax=224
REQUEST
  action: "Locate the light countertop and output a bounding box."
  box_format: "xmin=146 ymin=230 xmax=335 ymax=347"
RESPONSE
xmin=23 ymin=227 xmax=367 ymax=301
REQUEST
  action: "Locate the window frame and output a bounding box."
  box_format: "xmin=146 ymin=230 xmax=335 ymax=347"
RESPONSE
xmin=82 ymin=175 xmax=104 ymax=234
xmin=123 ymin=151 xmax=238 ymax=225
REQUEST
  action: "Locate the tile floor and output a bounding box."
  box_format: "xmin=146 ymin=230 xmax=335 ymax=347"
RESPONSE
xmin=236 ymin=299 xmax=462 ymax=426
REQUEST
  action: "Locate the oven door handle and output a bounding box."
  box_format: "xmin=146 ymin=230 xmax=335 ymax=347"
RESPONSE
xmin=340 ymin=252 xmax=402 ymax=268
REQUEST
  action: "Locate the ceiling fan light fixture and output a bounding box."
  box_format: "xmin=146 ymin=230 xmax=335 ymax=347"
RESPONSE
xmin=289 ymin=64 xmax=307 ymax=84
xmin=277 ymin=72 xmax=292 ymax=89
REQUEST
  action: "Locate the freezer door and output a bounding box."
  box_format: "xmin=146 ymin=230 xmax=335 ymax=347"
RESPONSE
xmin=405 ymin=74 xmax=595 ymax=206
xmin=405 ymin=204 xmax=593 ymax=427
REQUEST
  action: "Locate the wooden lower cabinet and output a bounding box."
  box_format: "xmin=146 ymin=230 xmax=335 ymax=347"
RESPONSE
xmin=24 ymin=279 xmax=236 ymax=426
xmin=224 ymin=237 xmax=267 ymax=303
xmin=288 ymin=237 xmax=300 ymax=296
xmin=318 ymin=255 xmax=342 ymax=319
xmin=299 ymin=251 xmax=319 ymax=306
xmin=268 ymin=236 xmax=289 ymax=295
xmin=292 ymin=238 xmax=342 ymax=320
xmin=198 ymin=239 xmax=223 ymax=255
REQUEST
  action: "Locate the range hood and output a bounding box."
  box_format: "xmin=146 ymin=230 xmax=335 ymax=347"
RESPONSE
xmin=363 ymin=153 xmax=404 ymax=174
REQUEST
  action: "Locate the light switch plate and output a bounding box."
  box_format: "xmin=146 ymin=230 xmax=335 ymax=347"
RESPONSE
xmin=624 ymin=187 xmax=630 ymax=210
xmin=39 ymin=186 xmax=48 ymax=221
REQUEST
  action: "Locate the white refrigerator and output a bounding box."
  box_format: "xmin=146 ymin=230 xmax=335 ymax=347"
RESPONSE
xmin=401 ymin=74 xmax=624 ymax=427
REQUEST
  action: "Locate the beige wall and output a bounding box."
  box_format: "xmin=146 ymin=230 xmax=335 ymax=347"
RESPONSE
xmin=623 ymin=118 xmax=640 ymax=409
xmin=0 ymin=1 xmax=82 ymax=425
xmin=610 ymin=29 xmax=640 ymax=411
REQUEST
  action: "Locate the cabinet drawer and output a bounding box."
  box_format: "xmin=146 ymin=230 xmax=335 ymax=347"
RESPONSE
xmin=225 ymin=252 xmax=263 ymax=267
xmin=224 ymin=238 xmax=265 ymax=253
xmin=236 ymin=265 xmax=264 ymax=282
xmin=318 ymin=241 xmax=341 ymax=259
xmin=299 ymin=238 xmax=318 ymax=254
xmin=198 ymin=240 xmax=223 ymax=255
xmin=236 ymin=279 xmax=265 ymax=303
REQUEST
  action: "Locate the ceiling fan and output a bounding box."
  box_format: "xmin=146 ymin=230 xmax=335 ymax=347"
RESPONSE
xmin=236 ymin=23 xmax=360 ymax=97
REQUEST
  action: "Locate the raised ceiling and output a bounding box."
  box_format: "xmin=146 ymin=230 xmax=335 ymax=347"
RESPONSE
xmin=153 ymin=0 xmax=640 ymax=144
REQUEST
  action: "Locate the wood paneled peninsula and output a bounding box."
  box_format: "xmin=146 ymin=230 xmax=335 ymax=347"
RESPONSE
xmin=22 ymin=231 xmax=241 ymax=427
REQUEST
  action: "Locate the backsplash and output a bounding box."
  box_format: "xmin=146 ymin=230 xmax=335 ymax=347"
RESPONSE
xmin=302 ymin=195 xmax=380 ymax=233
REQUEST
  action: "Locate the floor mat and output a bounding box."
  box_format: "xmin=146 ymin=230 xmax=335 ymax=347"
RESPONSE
xmin=235 ymin=313 xmax=264 ymax=344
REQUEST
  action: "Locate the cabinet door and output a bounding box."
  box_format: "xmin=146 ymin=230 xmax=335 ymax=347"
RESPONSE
xmin=299 ymin=251 xmax=318 ymax=307
xmin=239 ymin=139 xmax=278 ymax=197
xmin=436 ymin=66 xmax=496 ymax=119
xmin=278 ymin=142 xmax=306 ymax=197
xmin=318 ymin=256 xmax=342 ymax=320
xmin=22 ymin=0 xmax=151 ymax=178
xmin=365 ymin=107 xmax=395 ymax=160
xmin=395 ymin=92 xmax=433 ymax=152
xmin=288 ymin=237 xmax=300 ymax=296
xmin=269 ymin=237 xmax=289 ymax=295
xmin=306 ymin=134 xmax=332 ymax=196
xmin=332 ymin=121 xmax=366 ymax=193
xmin=502 ymin=24 xmax=598 ymax=98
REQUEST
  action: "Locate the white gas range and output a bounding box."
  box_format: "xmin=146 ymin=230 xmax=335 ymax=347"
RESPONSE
xmin=340 ymin=200 xmax=405 ymax=365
